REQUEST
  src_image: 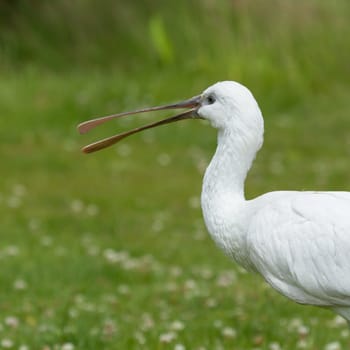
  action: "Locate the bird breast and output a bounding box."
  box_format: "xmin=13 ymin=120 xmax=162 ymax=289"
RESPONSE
xmin=201 ymin=187 xmax=255 ymax=270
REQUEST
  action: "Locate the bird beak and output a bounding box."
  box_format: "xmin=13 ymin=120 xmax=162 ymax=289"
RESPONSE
xmin=77 ymin=95 xmax=202 ymax=153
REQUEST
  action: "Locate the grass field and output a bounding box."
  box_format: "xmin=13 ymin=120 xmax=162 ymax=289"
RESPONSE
xmin=1 ymin=1 xmax=350 ymax=349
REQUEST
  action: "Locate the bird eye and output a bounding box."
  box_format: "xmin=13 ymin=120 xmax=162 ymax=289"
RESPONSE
xmin=205 ymin=95 xmax=216 ymax=105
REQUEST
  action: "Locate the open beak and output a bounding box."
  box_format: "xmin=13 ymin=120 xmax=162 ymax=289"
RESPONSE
xmin=77 ymin=95 xmax=201 ymax=153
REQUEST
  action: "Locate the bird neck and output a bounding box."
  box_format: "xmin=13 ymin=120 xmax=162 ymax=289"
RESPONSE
xmin=201 ymin=128 xmax=260 ymax=263
xmin=202 ymin=128 xmax=257 ymax=202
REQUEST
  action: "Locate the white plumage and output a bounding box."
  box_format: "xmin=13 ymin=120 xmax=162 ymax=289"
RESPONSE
xmin=199 ymin=81 xmax=350 ymax=324
xmin=79 ymin=80 xmax=350 ymax=325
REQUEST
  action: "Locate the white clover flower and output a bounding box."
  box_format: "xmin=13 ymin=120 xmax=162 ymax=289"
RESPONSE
xmin=61 ymin=343 xmax=75 ymax=350
xmin=1 ymin=339 xmax=14 ymax=348
xmin=117 ymin=284 xmax=130 ymax=295
xmin=13 ymin=184 xmax=27 ymax=196
xmin=169 ymin=266 xmax=183 ymax=277
xmin=70 ymin=199 xmax=84 ymax=213
xmin=140 ymin=313 xmax=155 ymax=331
xmin=5 ymin=246 xmax=20 ymax=256
xmin=134 ymin=331 xmax=146 ymax=345
xmin=13 ymin=279 xmax=27 ymax=290
xmin=213 ymin=319 xmax=223 ymax=328
xmin=205 ymin=298 xmax=217 ymax=308
xmin=221 ymin=326 xmax=237 ymax=339
xmin=287 ymin=317 xmax=303 ymax=331
xmin=216 ymin=271 xmax=236 ymax=287
xmin=40 ymin=236 xmax=53 ymax=247
xmin=174 ymin=344 xmax=186 ymax=350
xmin=269 ymin=342 xmax=281 ymax=350
xmin=329 ymin=315 xmax=347 ymax=327
xmin=102 ymin=319 xmax=118 ymax=338
xmin=297 ymin=325 xmax=309 ymax=336
xmin=341 ymin=329 xmax=349 ymax=338
xmin=4 ymin=316 xmax=19 ymax=328
xmin=184 ymin=279 xmax=196 ymax=290
xmin=324 ymin=342 xmax=341 ymax=350
xmin=7 ymin=196 xmax=21 ymax=208
xmin=19 ymin=345 xmax=29 ymax=350
xmin=103 ymin=249 xmax=129 ymax=264
xmin=169 ymin=320 xmax=185 ymax=331
xmin=159 ymin=332 xmax=176 ymax=343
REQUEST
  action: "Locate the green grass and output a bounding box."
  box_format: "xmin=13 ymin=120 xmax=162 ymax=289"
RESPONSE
xmin=1 ymin=1 xmax=350 ymax=349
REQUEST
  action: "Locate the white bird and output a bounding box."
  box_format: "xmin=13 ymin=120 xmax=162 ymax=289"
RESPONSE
xmin=78 ymin=81 xmax=350 ymax=326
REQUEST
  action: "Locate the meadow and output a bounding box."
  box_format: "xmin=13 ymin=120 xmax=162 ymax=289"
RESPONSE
xmin=1 ymin=1 xmax=350 ymax=349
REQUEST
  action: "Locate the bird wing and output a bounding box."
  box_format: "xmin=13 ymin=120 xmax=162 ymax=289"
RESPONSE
xmin=247 ymin=191 xmax=350 ymax=306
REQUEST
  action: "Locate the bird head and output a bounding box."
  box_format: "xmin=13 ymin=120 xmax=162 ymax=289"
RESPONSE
xmin=78 ymin=81 xmax=264 ymax=153
xmin=198 ymin=81 xmax=263 ymax=130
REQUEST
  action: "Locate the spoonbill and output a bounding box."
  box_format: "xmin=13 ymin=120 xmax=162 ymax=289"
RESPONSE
xmin=78 ymin=81 xmax=350 ymax=325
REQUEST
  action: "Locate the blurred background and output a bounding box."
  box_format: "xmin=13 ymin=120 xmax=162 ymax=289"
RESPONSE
xmin=1 ymin=1 xmax=350 ymax=349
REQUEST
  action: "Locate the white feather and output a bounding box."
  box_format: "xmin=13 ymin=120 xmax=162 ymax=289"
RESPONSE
xmin=199 ymin=81 xmax=350 ymax=323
